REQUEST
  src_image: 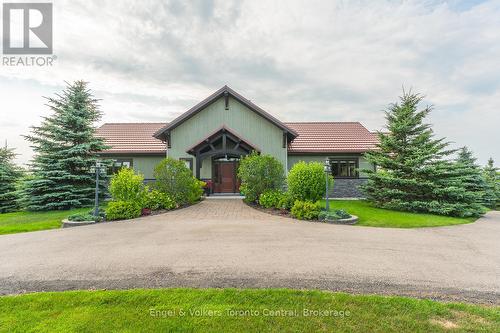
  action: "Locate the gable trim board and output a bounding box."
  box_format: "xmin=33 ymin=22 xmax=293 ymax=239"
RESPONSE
xmin=185 ymin=125 xmax=261 ymax=155
xmin=96 ymin=86 xmax=378 ymax=197
xmin=154 ymin=85 xmax=298 ymax=142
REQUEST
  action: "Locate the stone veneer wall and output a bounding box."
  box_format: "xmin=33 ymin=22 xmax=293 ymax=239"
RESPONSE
xmin=330 ymin=178 xmax=367 ymax=198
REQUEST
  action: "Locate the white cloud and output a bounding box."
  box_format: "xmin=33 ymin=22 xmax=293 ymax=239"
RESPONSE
xmin=1 ymin=0 xmax=499 ymax=165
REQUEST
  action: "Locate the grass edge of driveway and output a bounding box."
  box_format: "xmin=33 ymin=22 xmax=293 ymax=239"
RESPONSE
xmin=0 ymin=207 xmax=95 ymax=235
xmin=321 ymin=200 xmax=478 ymax=228
xmin=0 ymin=288 xmax=498 ymax=332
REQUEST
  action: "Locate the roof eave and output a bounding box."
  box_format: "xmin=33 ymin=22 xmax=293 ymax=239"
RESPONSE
xmin=287 ymin=148 xmax=376 ymax=154
xmin=98 ymin=151 xmax=166 ymax=156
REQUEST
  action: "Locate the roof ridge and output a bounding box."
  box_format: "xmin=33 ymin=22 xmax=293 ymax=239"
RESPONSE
xmin=284 ymin=121 xmax=362 ymax=124
xmin=100 ymin=122 xmax=168 ymax=125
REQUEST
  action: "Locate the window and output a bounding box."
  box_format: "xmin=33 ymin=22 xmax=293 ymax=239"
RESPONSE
xmin=329 ymin=159 xmax=358 ymax=178
xmin=180 ymin=158 xmax=193 ymax=172
xmin=111 ymin=159 xmax=133 ymax=174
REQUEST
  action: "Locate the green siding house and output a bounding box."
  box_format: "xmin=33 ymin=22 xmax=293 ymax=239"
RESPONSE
xmin=97 ymin=86 xmax=378 ymax=197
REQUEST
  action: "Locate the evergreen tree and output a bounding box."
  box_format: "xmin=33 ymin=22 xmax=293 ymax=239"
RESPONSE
xmin=450 ymin=147 xmax=486 ymax=211
xmin=362 ymin=91 xmax=484 ymax=217
xmin=483 ymin=158 xmax=499 ymax=209
xmin=23 ymin=81 xmax=109 ymax=211
xmin=0 ymin=144 xmax=23 ymax=213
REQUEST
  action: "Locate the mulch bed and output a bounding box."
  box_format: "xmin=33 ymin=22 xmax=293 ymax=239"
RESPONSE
xmin=245 ymin=201 xmax=358 ymax=225
xmin=71 ymin=199 xmax=206 ymax=225
xmin=141 ymin=198 xmax=205 ymax=217
xmin=244 ymin=201 xmax=296 ymax=220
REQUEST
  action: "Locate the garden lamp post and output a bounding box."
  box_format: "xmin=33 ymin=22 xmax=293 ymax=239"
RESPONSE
xmin=94 ymin=160 xmax=102 ymax=217
xmin=324 ymin=158 xmax=331 ymax=211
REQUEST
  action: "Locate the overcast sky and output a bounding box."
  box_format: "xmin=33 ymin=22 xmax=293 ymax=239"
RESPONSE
xmin=1 ymin=0 xmax=499 ymax=165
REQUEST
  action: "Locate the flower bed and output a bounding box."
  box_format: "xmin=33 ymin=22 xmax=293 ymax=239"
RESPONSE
xmin=104 ymin=163 xmax=205 ymax=221
xmin=61 ymin=161 xmax=206 ymax=227
xmin=247 ymin=202 xmax=358 ymax=225
xmin=62 ymin=212 xmax=103 ymax=228
xmin=240 ymin=158 xmax=355 ymax=225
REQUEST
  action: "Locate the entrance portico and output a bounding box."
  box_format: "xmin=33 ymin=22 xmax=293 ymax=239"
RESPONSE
xmin=186 ymin=126 xmax=258 ymax=193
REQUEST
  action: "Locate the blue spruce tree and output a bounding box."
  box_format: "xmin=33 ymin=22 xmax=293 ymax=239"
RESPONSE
xmin=0 ymin=144 xmax=23 ymax=213
xmin=362 ymin=92 xmax=484 ymax=217
xmin=24 ymin=81 xmax=109 ymax=211
xmin=482 ymin=158 xmax=499 ymax=209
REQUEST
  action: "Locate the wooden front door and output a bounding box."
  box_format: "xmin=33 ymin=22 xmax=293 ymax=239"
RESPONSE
xmin=213 ymin=161 xmax=239 ymax=193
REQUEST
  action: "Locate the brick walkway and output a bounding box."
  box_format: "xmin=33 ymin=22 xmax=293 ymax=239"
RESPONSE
xmin=164 ymin=198 xmax=275 ymax=220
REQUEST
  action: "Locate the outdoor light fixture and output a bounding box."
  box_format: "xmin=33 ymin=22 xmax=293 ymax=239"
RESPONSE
xmin=324 ymin=158 xmax=331 ymax=211
xmin=94 ymin=159 xmax=102 ymax=217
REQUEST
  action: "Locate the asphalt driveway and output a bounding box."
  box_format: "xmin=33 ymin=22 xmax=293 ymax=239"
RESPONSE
xmin=0 ymin=199 xmax=499 ymax=304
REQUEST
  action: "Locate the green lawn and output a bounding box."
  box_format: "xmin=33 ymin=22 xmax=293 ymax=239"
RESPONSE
xmin=0 ymin=208 xmax=93 ymax=235
xmin=321 ymin=200 xmax=477 ymax=228
xmin=0 ymin=289 xmax=498 ymax=333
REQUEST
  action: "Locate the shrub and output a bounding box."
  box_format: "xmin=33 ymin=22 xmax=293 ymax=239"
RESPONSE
xmin=318 ymin=209 xmax=351 ymax=221
xmin=287 ymin=161 xmax=331 ymax=202
xmin=238 ymin=152 xmax=285 ymax=203
xmin=187 ymin=180 xmax=206 ymax=204
xmin=67 ymin=213 xmax=103 ymax=222
xmin=109 ymin=168 xmax=146 ymax=202
xmin=88 ymin=209 xmax=106 ymax=219
xmin=259 ymin=190 xmax=284 ymax=209
xmin=290 ymin=200 xmax=321 ymax=220
xmin=277 ymin=192 xmax=294 ymax=210
xmin=154 ymin=158 xmax=204 ymax=205
xmin=105 ymin=201 xmax=142 ymax=221
xmin=143 ymin=190 xmax=176 ymax=210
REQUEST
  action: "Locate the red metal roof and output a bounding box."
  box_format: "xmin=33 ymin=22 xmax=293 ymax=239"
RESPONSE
xmin=96 ymin=121 xmax=378 ymax=155
xmin=284 ymin=122 xmax=378 ymax=153
xmin=96 ymin=123 xmax=167 ymax=154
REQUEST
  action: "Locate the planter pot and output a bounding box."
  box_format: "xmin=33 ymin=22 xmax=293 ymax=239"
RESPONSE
xmin=141 ymin=208 xmax=152 ymax=216
xmin=62 ymin=219 xmax=98 ymax=228
xmin=322 ymin=215 xmax=358 ymax=225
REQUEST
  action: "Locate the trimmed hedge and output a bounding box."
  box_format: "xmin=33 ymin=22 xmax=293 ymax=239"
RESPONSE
xmin=287 ymin=161 xmax=331 ymax=202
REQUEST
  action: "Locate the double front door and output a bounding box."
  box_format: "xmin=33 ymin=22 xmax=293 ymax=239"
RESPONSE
xmin=213 ymin=161 xmax=240 ymax=193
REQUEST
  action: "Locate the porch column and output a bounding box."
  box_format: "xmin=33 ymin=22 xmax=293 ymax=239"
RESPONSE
xmin=195 ymin=153 xmax=201 ymax=179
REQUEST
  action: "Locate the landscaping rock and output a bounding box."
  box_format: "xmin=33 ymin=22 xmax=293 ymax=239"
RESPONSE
xmin=61 ymin=219 xmax=99 ymax=228
xmin=322 ymin=215 xmax=358 ymax=225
